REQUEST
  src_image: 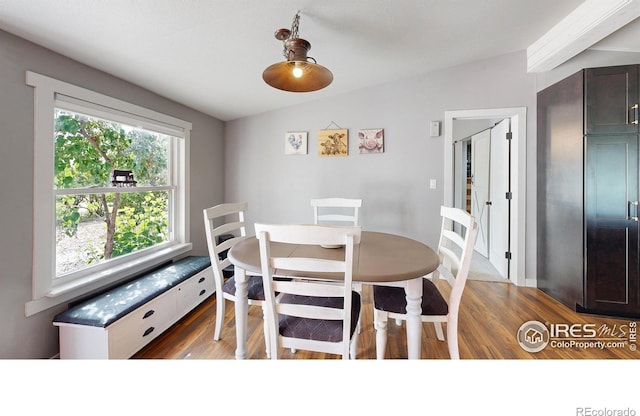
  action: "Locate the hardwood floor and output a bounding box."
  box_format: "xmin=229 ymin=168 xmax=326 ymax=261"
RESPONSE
xmin=133 ymin=280 xmax=639 ymax=360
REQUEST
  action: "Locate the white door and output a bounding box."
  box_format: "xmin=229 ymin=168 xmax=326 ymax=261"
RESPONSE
xmin=489 ymin=119 xmax=510 ymax=277
xmin=471 ymin=129 xmax=490 ymax=257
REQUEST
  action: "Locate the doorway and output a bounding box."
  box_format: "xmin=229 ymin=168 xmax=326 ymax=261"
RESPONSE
xmin=459 ymin=119 xmax=510 ymax=279
xmin=444 ymin=107 xmax=528 ymax=287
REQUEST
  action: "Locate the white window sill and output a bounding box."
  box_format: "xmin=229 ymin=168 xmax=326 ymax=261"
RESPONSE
xmin=25 ymin=243 xmax=192 ymax=317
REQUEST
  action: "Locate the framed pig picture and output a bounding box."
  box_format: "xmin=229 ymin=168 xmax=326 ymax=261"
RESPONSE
xmin=285 ymin=131 xmax=308 ymax=155
xmin=358 ymin=128 xmax=384 ymax=154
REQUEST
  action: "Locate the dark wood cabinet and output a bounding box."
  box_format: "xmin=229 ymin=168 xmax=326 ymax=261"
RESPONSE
xmin=585 ymin=134 xmax=639 ymax=314
xmin=537 ymin=70 xmax=585 ymax=310
xmin=585 ymin=65 xmax=639 ymax=134
xmin=538 ymin=64 xmax=640 ymax=317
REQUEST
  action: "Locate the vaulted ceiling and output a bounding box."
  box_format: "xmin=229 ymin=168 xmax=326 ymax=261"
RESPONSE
xmin=1 ymin=0 xmax=638 ymax=121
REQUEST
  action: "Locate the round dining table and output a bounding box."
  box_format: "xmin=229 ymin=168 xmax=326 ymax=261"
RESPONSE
xmin=228 ymin=230 xmax=439 ymax=359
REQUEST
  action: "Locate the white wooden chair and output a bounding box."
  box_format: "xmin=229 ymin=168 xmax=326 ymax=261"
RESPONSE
xmin=255 ymin=223 xmax=362 ymax=359
xmin=372 ymin=206 xmax=478 ymax=359
xmin=311 ymin=197 xmax=362 ymax=226
xmin=310 ymin=197 xmax=364 ymax=333
xmin=203 ymin=202 xmax=271 ymax=357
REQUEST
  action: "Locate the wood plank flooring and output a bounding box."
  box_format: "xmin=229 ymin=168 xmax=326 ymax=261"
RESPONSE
xmin=133 ymin=280 xmax=639 ymax=360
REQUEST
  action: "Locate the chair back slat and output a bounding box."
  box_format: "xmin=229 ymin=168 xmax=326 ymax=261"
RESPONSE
xmin=213 ymin=220 xmax=246 ymax=238
xmin=272 ymin=257 xmax=347 ymax=274
xmin=273 ymin=279 xmax=348 ymax=298
xmin=438 ymin=246 xmax=460 ymax=284
xmin=441 ymin=229 xmax=465 ymax=251
xmin=311 ymin=198 xmax=362 ymax=226
xmin=278 ymin=304 xmax=346 ymax=321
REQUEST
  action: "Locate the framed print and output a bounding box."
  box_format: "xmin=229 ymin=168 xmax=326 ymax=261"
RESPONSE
xmin=318 ymin=129 xmax=348 ymax=156
xmin=285 ymin=131 xmax=308 ymax=155
xmin=358 ymin=128 xmax=384 ymax=154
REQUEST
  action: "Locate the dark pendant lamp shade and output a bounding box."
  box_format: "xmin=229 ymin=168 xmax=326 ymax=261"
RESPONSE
xmin=263 ymin=12 xmax=333 ymax=93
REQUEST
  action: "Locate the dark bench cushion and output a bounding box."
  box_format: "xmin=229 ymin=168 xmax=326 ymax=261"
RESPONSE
xmin=53 ymin=256 xmax=211 ymax=328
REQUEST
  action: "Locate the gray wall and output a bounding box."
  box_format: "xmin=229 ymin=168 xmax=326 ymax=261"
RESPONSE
xmin=225 ymin=51 xmax=537 ymax=255
xmin=225 ymin=48 xmax=640 ymax=292
xmin=0 ymin=29 xmax=225 ymax=358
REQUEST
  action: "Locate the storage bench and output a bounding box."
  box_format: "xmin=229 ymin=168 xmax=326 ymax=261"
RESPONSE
xmin=53 ymin=256 xmax=213 ymax=359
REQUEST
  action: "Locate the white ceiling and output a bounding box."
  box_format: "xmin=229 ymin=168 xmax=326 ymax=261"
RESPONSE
xmin=1 ymin=0 xmax=636 ymax=121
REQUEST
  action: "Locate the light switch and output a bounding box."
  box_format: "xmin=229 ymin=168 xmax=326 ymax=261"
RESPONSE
xmin=430 ymin=179 xmax=437 ymax=189
xmin=430 ymin=121 xmax=441 ymax=137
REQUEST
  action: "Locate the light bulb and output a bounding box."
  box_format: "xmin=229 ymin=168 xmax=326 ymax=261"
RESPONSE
xmin=292 ymin=66 xmax=303 ymax=78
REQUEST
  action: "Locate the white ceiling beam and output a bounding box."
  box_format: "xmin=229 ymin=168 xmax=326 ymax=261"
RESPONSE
xmin=527 ymin=0 xmax=640 ymax=72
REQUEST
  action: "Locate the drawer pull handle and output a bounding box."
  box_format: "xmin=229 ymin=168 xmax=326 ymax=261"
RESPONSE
xmin=143 ymin=327 xmax=155 ymax=337
xmin=198 ymin=277 xmax=205 ymax=283
xmin=142 ymin=310 xmax=155 ymax=319
xmin=199 ymin=289 xmax=206 ymax=297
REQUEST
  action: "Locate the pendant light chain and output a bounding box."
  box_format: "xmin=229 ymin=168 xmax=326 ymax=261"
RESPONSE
xmin=283 ymin=11 xmax=301 ymax=59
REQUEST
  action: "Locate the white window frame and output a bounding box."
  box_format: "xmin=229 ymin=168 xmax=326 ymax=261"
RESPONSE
xmin=25 ymin=71 xmax=192 ymax=316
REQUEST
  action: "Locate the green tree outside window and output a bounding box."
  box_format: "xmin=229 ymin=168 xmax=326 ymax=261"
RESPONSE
xmin=54 ymin=110 xmax=171 ymax=276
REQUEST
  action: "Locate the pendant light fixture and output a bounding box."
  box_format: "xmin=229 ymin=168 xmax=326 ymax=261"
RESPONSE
xmin=263 ymin=11 xmax=333 ymax=92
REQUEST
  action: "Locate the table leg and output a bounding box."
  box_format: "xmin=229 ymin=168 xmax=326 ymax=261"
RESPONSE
xmin=405 ymin=277 xmax=423 ymax=359
xmin=234 ymin=266 xmax=249 ymax=360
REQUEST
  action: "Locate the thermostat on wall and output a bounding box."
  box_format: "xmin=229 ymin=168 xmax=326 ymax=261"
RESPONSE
xmin=430 ymin=121 xmax=441 ymax=137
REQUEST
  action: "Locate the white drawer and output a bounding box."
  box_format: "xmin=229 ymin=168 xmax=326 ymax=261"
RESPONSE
xmin=107 ymin=290 xmax=176 ymax=358
xmin=177 ymin=267 xmax=214 ymax=314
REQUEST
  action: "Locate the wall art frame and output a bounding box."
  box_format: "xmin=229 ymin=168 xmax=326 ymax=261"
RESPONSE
xmin=358 ymin=128 xmax=384 ymax=154
xmin=318 ymin=129 xmax=348 ymax=156
xmin=284 ymin=131 xmax=308 ymax=155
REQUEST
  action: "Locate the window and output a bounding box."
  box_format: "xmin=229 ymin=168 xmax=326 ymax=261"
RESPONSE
xmin=26 ymin=72 xmax=192 ymax=316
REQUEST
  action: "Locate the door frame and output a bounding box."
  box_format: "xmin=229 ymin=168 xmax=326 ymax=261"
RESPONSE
xmin=444 ymin=107 xmax=527 ymax=287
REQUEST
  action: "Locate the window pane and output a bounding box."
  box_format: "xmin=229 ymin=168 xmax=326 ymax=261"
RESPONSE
xmin=54 ymin=109 xmax=169 ymax=189
xmin=55 ymin=191 xmax=170 ymax=277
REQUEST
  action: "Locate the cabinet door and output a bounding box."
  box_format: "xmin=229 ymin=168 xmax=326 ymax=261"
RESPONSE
xmin=585 ymin=135 xmax=639 ymax=314
xmin=585 ymin=65 xmax=639 ymax=134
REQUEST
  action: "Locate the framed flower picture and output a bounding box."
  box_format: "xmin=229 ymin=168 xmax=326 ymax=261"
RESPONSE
xmin=285 ymin=131 xmax=308 ymax=155
xmin=358 ymin=128 xmax=384 ymax=154
xmin=318 ymin=129 xmax=348 ymax=156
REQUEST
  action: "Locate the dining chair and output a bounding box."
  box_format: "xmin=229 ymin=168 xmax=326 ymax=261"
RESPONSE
xmin=310 ymin=197 xmax=362 ymax=226
xmin=203 ymin=202 xmax=271 ymax=357
xmin=310 ymin=197 xmax=364 ymax=334
xmin=372 ymin=206 xmax=478 ymax=359
xmin=255 ymin=223 xmax=362 ymax=359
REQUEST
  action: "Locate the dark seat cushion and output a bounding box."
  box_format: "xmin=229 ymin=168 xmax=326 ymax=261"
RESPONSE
xmin=53 ymin=256 xmax=211 ymax=328
xmin=373 ymin=279 xmax=448 ymax=316
xmin=277 ymin=292 xmax=361 ymax=342
xmin=222 ymin=275 xmax=266 ymax=301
